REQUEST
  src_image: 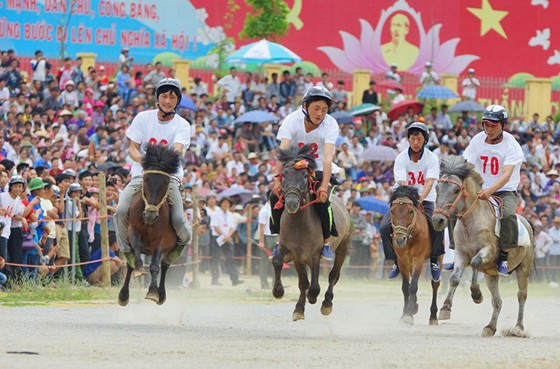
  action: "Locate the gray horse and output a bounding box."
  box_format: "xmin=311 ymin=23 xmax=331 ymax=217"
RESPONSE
xmin=432 ymin=156 xmax=534 ymax=337
xmin=271 ymin=144 xmax=351 ymax=321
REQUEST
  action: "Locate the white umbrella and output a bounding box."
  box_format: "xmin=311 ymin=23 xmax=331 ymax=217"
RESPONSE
xmin=226 ymin=39 xmax=302 ymax=64
xmin=360 ymin=145 xmax=399 ymax=162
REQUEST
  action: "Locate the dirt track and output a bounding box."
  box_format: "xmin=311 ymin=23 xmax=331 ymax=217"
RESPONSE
xmin=1 ymin=275 xmax=559 ymax=369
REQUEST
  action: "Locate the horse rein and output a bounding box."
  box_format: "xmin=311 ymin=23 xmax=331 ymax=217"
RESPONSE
xmin=142 ymin=170 xmax=172 ymax=213
xmin=276 ymin=159 xmax=320 ymax=211
xmin=390 ymin=197 xmax=419 ymax=240
xmin=434 ymin=177 xmax=503 ymax=220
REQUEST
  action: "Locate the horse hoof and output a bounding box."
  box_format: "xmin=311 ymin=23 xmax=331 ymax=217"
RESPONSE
xmin=273 ymin=286 xmax=284 ymax=299
xmin=412 ymin=304 xmax=419 ymax=315
xmin=429 ymin=318 xmax=439 ymax=326
xmin=438 ymin=309 xmax=451 ymax=320
xmin=118 ymin=298 xmax=129 ymax=307
xmin=320 ymin=303 xmax=333 ymax=316
xmin=145 ymin=291 xmax=159 ymax=303
xmin=482 ymin=326 xmax=496 ymax=337
xmin=400 ymin=315 xmax=414 ymax=325
xmin=472 ymin=293 xmax=483 ymax=304
xmin=156 ymin=298 xmax=166 ymax=306
xmin=133 ymin=268 xmax=148 ymax=278
xmin=307 ymin=295 xmax=317 ymax=304
xmin=292 ymin=311 xmax=305 ymax=321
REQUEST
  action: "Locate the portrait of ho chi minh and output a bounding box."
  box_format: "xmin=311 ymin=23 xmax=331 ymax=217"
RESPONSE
xmin=381 ymin=13 xmax=419 ymax=71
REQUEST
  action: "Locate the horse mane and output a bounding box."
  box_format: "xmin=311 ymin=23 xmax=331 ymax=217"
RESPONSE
xmin=142 ymin=144 xmax=181 ymax=174
xmin=277 ymin=144 xmax=318 ymax=170
xmin=440 ymin=155 xmax=484 ymax=188
xmin=390 ymin=186 xmax=420 ymax=208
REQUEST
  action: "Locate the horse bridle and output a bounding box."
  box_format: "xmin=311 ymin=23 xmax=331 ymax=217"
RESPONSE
xmin=434 ymin=177 xmax=502 ymax=220
xmin=278 ymin=160 xmax=319 ymax=211
xmin=390 ymin=197 xmax=419 ymax=241
xmin=142 ymin=170 xmax=171 ymax=213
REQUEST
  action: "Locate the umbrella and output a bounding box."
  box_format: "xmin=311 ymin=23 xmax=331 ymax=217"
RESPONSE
xmin=179 ymin=95 xmax=197 ymax=111
xmin=355 ymin=196 xmax=390 ymax=215
xmin=349 ymin=103 xmax=380 ymax=116
xmin=387 ymin=99 xmax=424 ymax=121
xmin=97 ymin=161 xmax=122 ymax=171
xmin=448 ymin=100 xmax=485 ymax=113
xmin=234 ymin=110 xmax=280 ymax=124
xmin=217 ymin=188 xmax=254 ymax=203
xmin=360 ymin=145 xmax=399 ymax=162
xmin=417 ymin=86 xmax=458 ymax=99
xmin=377 ymin=79 xmax=404 ymax=91
xmin=226 ymin=39 xmax=302 ymax=64
xmin=330 ymin=111 xmax=354 ymax=124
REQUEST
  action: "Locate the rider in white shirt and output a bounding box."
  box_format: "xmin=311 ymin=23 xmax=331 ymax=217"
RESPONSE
xmin=380 ymin=123 xmax=444 ymax=281
xmin=114 ymin=78 xmax=192 ymax=267
xmin=269 ymin=86 xmax=340 ymax=261
xmin=460 ymin=105 xmax=524 ymax=276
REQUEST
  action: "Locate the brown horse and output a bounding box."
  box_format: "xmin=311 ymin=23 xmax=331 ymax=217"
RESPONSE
xmin=271 ymin=144 xmax=351 ymax=321
xmin=118 ymin=144 xmax=182 ymax=306
xmin=389 ymin=186 xmax=440 ymax=325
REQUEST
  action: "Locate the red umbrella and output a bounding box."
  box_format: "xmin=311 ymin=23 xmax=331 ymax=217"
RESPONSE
xmin=377 ymin=79 xmax=404 ymax=91
xmin=388 ymin=99 xmax=424 ymax=121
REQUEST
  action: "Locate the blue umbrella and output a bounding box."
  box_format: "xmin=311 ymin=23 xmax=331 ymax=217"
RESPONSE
xmin=226 ymin=39 xmax=302 ymax=64
xmin=234 ymin=110 xmax=280 ymax=124
xmin=179 ymin=95 xmax=197 ymax=111
xmin=417 ymin=86 xmax=458 ymax=99
xmin=349 ymin=103 xmax=380 ymax=116
xmin=448 ymin=100 xmax=485 ymax=113
xmin=330 ymin=111 xmax=354 ymax=125
xmin=355 ymin=196 xmax=390 ymax=215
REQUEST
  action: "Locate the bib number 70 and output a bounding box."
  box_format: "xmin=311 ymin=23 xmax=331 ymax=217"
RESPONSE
xmin=480 ymin=155 xmax=499 ymax=175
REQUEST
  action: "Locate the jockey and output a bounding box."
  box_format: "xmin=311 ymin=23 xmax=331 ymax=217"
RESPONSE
xmin=114 ymin=78 xmax=192 ymax=266
xmin=380 ymin=122 xmax=444 ymax=281
xmin=269 ymin=86 xmax=340 ymax=261
xmin=455 ymin=105 xmax=524 ymax=276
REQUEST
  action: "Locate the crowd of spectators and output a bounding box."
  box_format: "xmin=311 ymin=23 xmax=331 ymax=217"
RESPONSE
xmin=0 ymin=47 xmax=559 ymax=291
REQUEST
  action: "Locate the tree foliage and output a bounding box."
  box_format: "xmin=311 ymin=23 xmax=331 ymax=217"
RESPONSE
xmin=240 ymin=0 xmax=289 ymax=41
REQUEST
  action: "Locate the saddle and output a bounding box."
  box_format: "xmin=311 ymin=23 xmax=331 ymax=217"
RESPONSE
xmin=489 ymin=198 xmax=531 ymax=247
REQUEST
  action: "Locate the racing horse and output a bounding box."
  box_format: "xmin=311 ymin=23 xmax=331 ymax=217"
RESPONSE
xmin=389 ymin=186 xmax=440 ymax=325
xmin=432 ymin=156 xmax=534 ymax=337
xmin=271 ymin=144 xmax=351 ymax=321
xmin=118 ymin=143 xmax=184 ymax=306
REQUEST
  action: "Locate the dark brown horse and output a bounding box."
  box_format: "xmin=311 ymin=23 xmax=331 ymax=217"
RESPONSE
xmin=389 ymin=186 xmax=440 ymax=325
xmin=272 ymin=144 xmax=351 ymax=321
xmin=118 ymin=144 xmax=181 ymax=306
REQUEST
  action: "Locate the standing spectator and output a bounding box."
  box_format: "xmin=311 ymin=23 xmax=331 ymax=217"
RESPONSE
xmin=533 ymin=220 xmax=552 ymax=282
xmin=266 ymin=73 xmax=280 ymax=101
xmin=192 ymin=77 xmax=208 ymax=98
xmin=362 ymin=80 xmax=379 ymax=105
xmin=217 ymin=67 xmax=242 ymax=105
xmin=332 ymin=80 xmax=348 ymax=107
xmin=209 ymin=197 xmax=244 ymax=286
xmin=31 ymin=50 xmax=50 ymax=83
xmin=420 ymin=62 xmax=439 ymax=87
xmin=391 ymin=87 xmax=405 ymax=106
xmin=436 ymin=104 xmax=453 ymax=132
xmin=251 ymin=74 xmax=266 ymax=107
xmin=461 ymin=68 xmax=480 ymax=100
xmin=143 ymin=62 xmax=166 ymax=86
xmin=257 ymin=199 xmax=275 ymax=289
xmin=293 ymin=67 xmax=306 ymax=103
xmin=316 ymin=72 xmax=332 ymax=91
xmin=547 ymin=216 xmax=560 ymax=285
xmin=118 ymin=47 xmax=134 ymax=68
xmin=72 ymin=56 xmax=84 ymax=85
xmin=57 ymin=57 xmax=74 ymax=90
xmin=385 ymin=63 xmax=401 ymax=83
xmin=278 ymin=70 xmax=295 ymax=105
xmin=2 ymin=176 xmax=30 ymax=279
xmin=116 ymin=65 xmax=133 ymax=105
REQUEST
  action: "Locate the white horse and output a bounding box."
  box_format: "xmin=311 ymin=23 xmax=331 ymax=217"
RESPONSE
xmin=432 ymin=156 xmax=534 ymax=337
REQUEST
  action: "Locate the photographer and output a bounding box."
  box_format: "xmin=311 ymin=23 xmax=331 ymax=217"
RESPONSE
xmin=31 ymin=50 xmax=50 ymax=84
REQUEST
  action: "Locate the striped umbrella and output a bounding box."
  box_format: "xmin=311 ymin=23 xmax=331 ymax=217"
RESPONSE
xmin=226 ymin=39 xmax=302 ymax=64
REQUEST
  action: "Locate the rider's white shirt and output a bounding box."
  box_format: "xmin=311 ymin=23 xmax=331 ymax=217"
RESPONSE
xmin=277 ymin=109 xmax=341 ymax=174
xmin=126 ymin=110 xmax=191 ymax=180
xmin=463 ymin=131 xmax=524 ymax=192
xmin=393 ymin=148 xmax=439 ymax=202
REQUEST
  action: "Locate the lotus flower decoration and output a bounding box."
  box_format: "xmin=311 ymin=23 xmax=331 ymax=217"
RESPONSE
xmin=318 ymin=0 xmax=479 ymax=75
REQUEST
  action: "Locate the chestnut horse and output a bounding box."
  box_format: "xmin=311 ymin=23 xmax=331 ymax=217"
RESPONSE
xmin=118 ymin=144 xmax=183 ymax=306
xmin=271 ymin=144 xmax=351 ymax=321
xmin=389 ymin=186 xmax=440 ymax=325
